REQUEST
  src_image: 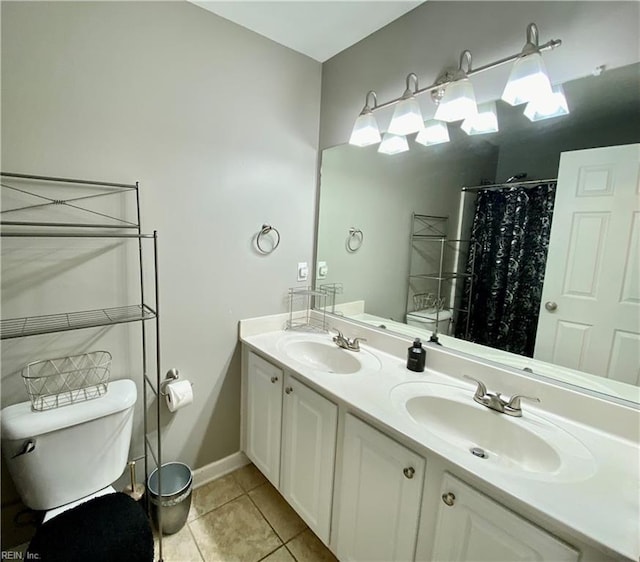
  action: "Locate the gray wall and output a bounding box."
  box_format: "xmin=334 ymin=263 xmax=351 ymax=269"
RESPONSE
xmin=317 ymin=141 xmax=498 ymax=321
xmin=320 ymin=1 xmax=640 ymax=149
xmin=1 ymin=0 xmax=320 ymax=545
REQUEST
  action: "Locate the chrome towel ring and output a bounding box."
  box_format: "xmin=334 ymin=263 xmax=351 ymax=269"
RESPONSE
xmin=346 ymin=228 xmax=363 ymax=252
xmin=256 ymin=224 xmax=280 ymax=254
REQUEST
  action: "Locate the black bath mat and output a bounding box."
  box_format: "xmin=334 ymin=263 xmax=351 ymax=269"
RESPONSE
xmin=27 ymin=492 xmax=153 ymax=562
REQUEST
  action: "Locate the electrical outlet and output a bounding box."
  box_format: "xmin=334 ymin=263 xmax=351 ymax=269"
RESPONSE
xmin=297 ymin=262 xmax=309 ymax=282
xmin=317 ymin=261 xmax=328 ymax=279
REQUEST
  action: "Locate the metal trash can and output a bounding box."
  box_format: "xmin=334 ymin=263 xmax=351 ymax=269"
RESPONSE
xmin=148 ymin=462 xmax=193 ymax=535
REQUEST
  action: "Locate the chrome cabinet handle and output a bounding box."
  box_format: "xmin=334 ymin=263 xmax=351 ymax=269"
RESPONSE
xmin=270 ymin=376 xmax=278 ymax=383
xmin=285 ymin=386 xmax=293 ymax=394
xmin=442 ymin=492 xmax=456 ymax=506
xmin=545 ymin=301 xmax=558 ymax=312
xmin=403 ymin=467 xmax=415 ymax=479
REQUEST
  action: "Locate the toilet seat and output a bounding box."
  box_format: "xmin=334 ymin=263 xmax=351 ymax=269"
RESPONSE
xmin=43 ymin=486 xmax=116 ymax=523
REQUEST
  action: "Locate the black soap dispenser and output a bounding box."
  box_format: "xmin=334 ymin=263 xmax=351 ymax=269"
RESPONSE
xmin=407 ymin=338 xmax=426 ymax=372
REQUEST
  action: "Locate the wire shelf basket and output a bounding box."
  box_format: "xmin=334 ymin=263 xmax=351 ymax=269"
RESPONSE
xmin=286 ymin=287 xmax=328 ymax=332
xmin=21 ymin=350 xmax=112 ymax=411
xmin=412 ymin=292 xmax=446 ymax=312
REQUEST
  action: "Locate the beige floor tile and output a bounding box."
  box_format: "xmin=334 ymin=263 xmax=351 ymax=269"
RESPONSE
xmin=190 ymin=495 xmax=282 ymax=562
xmin=188 ymin=473 xmax=244 ymax=522
xmin=153 ymin=526 xmax=203 ymax=562
xmin=286 ymin=529 xmax=337 ymax=562
xmin=249 ymin=483 xmax=306 ymax=542
xmin=233 ymin=463 xmax=268 ymax=492
xmin=261 ymin=546 xmax=296 ymax=562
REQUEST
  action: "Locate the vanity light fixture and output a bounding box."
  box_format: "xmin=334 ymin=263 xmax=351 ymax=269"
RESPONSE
xmin=388 ymin=73 xmax=425 ymax=135
xmin=415 ymin=120 xmax=450 ymax=146
xmin=349 ymin=23 xmax=561 ymax=151
xmin=461 ymin=101 xmax=499 ymax=135
xmin=434 ymin=51 xmax=478 ymax=122
xmin=501 ymin=23 xmax=554 ymax=106
xmin=523 ymin=84 xmax=570 ymax=121
xmin=349 ymin=91 xmax=382 ymax=147
xmin=378 ymin=132 xmax=410 ymax=155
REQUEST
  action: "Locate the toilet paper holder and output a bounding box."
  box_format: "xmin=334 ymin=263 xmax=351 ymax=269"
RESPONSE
xmin=160 ymin=368 xmax=193 ymax=396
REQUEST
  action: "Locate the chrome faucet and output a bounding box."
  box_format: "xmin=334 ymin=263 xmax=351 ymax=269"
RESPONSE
xmin=463 ymin=375 xmax=540 ymax=417
xmin=331 ymin=329 xmax=367 ymax=352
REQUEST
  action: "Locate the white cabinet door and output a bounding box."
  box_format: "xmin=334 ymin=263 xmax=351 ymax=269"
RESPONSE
xmin=245 ymin=351 xmax=283 ymax=487
xmin=281 ymin=374 xmax=338 ymax=544
xmin=336 ymin=414 xmax=426 ymax=562
xmin=432 ymin=473 xmax=579 ymax=561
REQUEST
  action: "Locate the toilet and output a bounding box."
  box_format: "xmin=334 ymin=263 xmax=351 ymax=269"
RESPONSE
xmin=405 ymin=308 xmax=453 ymax=334
xmin=1 ymin=379 xmax=137 ymax=522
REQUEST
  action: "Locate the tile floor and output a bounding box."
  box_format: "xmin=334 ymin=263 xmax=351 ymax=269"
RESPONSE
xmin=155 ymin=463 xmax=338 ymax=562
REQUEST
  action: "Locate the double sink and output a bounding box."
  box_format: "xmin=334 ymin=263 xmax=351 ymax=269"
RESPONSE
xmin=277 ymin=332 xmax=595 ymax=481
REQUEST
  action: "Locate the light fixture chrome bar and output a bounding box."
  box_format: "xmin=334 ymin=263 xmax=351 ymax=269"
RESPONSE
xmin=370 ymin=38 xmax=561 ymax=113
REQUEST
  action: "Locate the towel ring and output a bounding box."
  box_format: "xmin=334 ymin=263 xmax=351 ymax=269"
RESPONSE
xmin=256 ymin=224 xmax=280 ymax=254
xmin=346 ymin=228 xmax=364 ymax=252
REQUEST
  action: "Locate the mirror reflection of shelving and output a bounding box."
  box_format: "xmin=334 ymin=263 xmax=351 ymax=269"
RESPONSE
xmin=406 ymin=213 xmax=476 ymax=338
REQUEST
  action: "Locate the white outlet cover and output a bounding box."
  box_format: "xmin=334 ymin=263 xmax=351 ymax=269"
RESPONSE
xmin=317 ymin=261 xmax=328 ymax=279
xmin=297 ymin=262 xmax=309 ymax=281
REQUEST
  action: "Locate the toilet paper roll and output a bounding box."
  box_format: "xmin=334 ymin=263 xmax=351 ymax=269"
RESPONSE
xmin=165 ymin=379 xmax=193 ymax=412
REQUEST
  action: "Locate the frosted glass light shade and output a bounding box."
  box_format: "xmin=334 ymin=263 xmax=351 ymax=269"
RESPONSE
xmin=461 ymin=102 xmax=499 ymax=135
xmin=349 ymin=112 xmax=381 ymax=147
xmin=415 ymin=121 xmax=450 ymax=146
xmin=434 ymin=78 xmax=478 ymax=122
xmin=524 ymin=84 xmax=570 ymax=121
xmin=502 ymin=52 xmax=553 ymax=106
xmin=377 ymin=133 xmax=409 ymax=155
xmin=388 ymin=97 xmax=424 ymax=135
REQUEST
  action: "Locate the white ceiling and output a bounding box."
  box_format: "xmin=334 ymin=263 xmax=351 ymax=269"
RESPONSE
xmin=190 ymin=1 xmax=425 ymax=62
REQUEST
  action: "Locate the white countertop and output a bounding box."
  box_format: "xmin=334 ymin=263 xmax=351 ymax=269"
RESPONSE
xmin=240 ymin=320 xmax=640 ymax=561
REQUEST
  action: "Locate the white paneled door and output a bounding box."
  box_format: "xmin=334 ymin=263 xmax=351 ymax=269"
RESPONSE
xmin=535 ymin=144 xmax=640 ymax=385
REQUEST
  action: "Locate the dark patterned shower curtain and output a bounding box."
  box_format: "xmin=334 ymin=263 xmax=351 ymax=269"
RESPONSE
xmin=456 ymin=182 xmax=556 ymax=357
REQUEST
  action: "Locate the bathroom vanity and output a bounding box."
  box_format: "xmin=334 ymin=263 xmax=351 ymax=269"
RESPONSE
xmin=239 ymin=313 xmax=639 ymax=562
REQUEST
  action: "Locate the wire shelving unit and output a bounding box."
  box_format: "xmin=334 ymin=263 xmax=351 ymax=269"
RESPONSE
xmin=0 ymin=171 xmax=166 ymax=562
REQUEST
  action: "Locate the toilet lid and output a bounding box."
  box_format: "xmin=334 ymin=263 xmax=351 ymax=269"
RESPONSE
xmin=407 ymin=308 xmax=452 ymax=321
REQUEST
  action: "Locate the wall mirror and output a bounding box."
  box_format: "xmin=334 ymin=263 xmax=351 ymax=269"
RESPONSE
xmin=315 ymin=62 xmax=640 ymax=405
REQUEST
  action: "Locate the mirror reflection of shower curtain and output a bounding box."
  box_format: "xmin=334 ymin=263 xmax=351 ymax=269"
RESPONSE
xmin=456 ymin=183 xmax=556 ymax=357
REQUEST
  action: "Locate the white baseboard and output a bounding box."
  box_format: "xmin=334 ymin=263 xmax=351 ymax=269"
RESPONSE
xmin=191 ymin=451 xmax=250 ymax=489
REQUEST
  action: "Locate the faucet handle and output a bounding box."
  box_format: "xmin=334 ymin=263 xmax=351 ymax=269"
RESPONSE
xmin=506 ymin=394 xmax=541 ymax=410
xmin=330 ymin=328 xmax=344 ymax=340
xmin=350 ymin=337 xmax=367 ymax=350
xmin=463 ymin=375 xmax=488 ymax=399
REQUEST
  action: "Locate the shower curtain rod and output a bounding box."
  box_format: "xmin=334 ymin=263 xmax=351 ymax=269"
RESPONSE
xmin=462 ymin=178 xmax=557 ymax=192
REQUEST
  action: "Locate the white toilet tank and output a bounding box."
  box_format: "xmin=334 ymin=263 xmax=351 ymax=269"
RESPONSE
xmin=406 ymin=308 xmax=453 ymax=334
xmin=1 ymin=379 xmax=136 ymax=511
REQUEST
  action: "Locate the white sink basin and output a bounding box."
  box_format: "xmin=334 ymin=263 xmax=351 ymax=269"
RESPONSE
xmin=390 ymin=382 xmax=595 ymax=481
xmin=277 ymin=335 xmax=381 ymax=375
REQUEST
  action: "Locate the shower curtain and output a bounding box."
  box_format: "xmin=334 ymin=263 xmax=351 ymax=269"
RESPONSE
xmin=456 ymin=182 xmax=556 ymax=357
